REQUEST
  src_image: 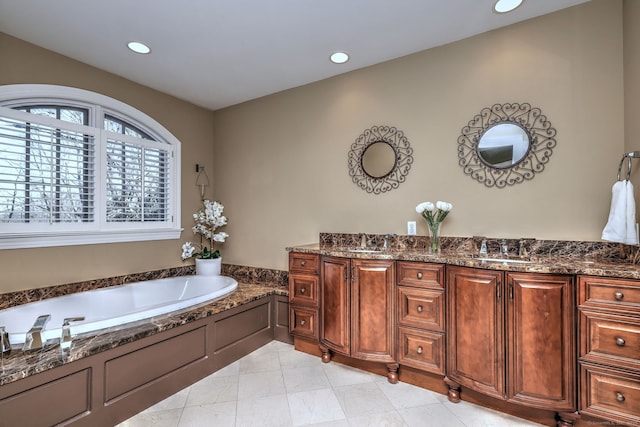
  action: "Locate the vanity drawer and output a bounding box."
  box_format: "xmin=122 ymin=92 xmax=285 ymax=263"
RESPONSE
xmin=289 ymin=305 xmax=318 ymax=339
xmin=397 ymin=327 xmax=444 ymax=374
xmin=580 ymin=310 xmax=640 ymax=370
xmin=580 ymin=362 xmax=640 ymax=426
xmin=289 ymin=274 xmax=319 ymax=306
xmin=289 ymin=253 xmax=320 ymax=275
xmin=397 ymin=261 xmax=444 ymax=289
xmin=397 ymin=286 xmax=444 ymax=331
xmin=579 ymin=276 xmax=640 ymax=314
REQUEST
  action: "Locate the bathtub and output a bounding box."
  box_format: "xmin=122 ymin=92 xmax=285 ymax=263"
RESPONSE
xmin=0 ymin=275 xmax=238 ymax=346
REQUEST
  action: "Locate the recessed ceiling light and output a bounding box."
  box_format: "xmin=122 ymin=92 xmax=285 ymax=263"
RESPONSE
xmin=493 ymin=0 xmax=524 ymax=13
xmin=330 ymin=52 xmax=349 ymax=64
xmin=127 ymin=41 xmax=151 ymax=54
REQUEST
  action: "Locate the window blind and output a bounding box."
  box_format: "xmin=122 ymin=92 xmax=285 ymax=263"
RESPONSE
xmin=106 ymin=137 xmax=169 ymax=222
xmin=0 ymin=114 xmax=95 ymax=224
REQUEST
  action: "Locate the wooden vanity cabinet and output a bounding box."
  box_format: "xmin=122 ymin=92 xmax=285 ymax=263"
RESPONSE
xmin=446 ymin=266 xmax=576 ymax=417
xmin=288 ymin=253 xmax=320 ymax=340
xmin=319 ymin=256 xmax=398 ymax=382
xmin=396 ymin=261 xmax=446 ymax=375
xmin=578 ymin=275 xmax=640 ymax=425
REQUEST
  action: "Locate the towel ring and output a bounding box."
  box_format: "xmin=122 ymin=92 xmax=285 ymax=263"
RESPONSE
xmin=617 ymin=155 xmax=632 ymax=181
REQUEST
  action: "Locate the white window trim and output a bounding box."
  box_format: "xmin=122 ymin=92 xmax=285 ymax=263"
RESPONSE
xmin=0 ymin=84 xmax=182 ymax=249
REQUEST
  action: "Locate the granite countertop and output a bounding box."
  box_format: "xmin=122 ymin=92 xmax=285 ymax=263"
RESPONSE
xmin=287 ymin=242 xmax=640 ymax=280
xmin=0 ymin=281 xmax=288 ymax=387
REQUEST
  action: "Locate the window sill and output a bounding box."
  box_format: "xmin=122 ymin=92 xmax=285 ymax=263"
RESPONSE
xmin=0 ymin=229 xmax=183 ymax=250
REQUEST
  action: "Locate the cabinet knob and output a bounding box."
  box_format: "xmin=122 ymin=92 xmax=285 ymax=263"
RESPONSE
xmin=615 ymin=337 xmax=626 ymax=347
xmin=416 ymin=305 xmax=424 ymax=313
xmin=300 ymin=261 xmax=306 ymax=266
xmin=417 ymin=272 xmax=423 ymax=279
xmin=614 ymin=291 xmax=624 ymax=301
xmin=416 ymin=346 xmax=423 ymax=355
xmin=300 ymin=287 xmax=306 ymax=294
xmin=300 ymin=320 xmax=306 ymax=326
xmin=616 ymin=392 xmax=625 ymax=402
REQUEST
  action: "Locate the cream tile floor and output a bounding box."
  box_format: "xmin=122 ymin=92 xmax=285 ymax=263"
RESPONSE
xmin=117 ymin=341 xmax=544 ymax=427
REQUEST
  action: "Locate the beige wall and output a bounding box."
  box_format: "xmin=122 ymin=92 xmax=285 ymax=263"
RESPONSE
xmin=214 ymin=0 xmax=625 ymax=272
xmin=625 ymin=0 xmax=640 ymax=172
xmin=0 ymin=33 xmax=215 ymax=292
xmin=0 ymin=0 xmax=632 ymax=291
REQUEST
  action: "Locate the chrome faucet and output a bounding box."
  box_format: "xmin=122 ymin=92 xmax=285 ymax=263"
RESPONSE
xmin=22 ymin=314 xmax=51 ymax=352
xmin=0 ymin=326 xmax=11 ymax=355
xmin=383 ymin=234 xmax=396 ymax=249
xmin=518 ymin=240 xmax=528 ymax=257
xmin=61 ymin=317 xmax=85 ymax=357
xmin=479 ymin=239 xmax=488 ymax=255
xmin=359 ymin=233 xmax=367 ymax=248
xmin=478 ymin=239 xmax=509 ymax=257
xmin=500 ymin=240 xmax=509 ymax=257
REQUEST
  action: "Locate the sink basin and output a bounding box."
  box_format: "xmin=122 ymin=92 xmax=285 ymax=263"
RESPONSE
xmin=476 ymin=257 xmax=533 ymax=265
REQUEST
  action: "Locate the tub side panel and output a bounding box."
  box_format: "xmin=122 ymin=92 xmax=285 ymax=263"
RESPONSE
xmin=104 ymin=325 xmax=207 ymax=402
xmin=213 ymin=298 xmax=274 ymax=368
xmin=0 ymin=367 xmax=92 ymax=426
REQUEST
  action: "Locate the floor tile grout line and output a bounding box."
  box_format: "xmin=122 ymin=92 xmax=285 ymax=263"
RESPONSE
xmin=119 ymin=342 xmax=546 ymax=427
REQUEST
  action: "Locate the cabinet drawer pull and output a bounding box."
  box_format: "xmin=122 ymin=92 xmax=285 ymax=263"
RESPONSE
xmin=616 ymin=392 xmax=625 ymax=402
xmin=300 ymin=261 xmax=306 ymax=266
xmin=615 ymin=337 xmax=626 ymax=347
xmin=300 ymin=320 xmax=306 ymax=326
xmin=417 ymin=272 xmax=423 ymax=279
xmin=416 ymin=305 xmax=424 ymax=313
xmin=300 ymin=287 xmax=306 ymax=294
xmin=614 ymin=291 xmax=624 ymax=301
xmin=416 ymin=346 xmax=423 ymax=355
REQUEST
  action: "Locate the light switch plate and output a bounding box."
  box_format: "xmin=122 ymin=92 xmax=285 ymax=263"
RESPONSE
xmin=407 ymin=221 xmax=417 ymax=235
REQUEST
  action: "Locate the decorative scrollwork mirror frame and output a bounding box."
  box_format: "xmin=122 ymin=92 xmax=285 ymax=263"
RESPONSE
xmin=348 ymin=125 xmax=413 ymax=194
xmin=457 ymin=103 xmax=557 ymax=188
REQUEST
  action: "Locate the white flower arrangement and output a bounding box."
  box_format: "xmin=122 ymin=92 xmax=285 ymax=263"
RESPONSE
xmin=415 ymin=200 xmax=453 ymax=225
xmin=181 ymin=200 xmax=229 ymax=260
xmin=415 ymin=200 xmax=453 ymax=252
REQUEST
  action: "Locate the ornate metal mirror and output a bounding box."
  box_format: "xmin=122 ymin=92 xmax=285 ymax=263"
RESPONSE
xmin=458 ymin=103 xmax=556 ymax=188
xmin=348 ymin=125 xmax=413 ymax=194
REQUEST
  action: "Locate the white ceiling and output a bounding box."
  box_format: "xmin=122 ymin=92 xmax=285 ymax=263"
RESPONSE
xmin=0 ymin=0 xmax=591 ymax=111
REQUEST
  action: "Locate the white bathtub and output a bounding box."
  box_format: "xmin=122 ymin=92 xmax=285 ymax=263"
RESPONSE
xmin=0 ymin=275 xmax=238 ymax=346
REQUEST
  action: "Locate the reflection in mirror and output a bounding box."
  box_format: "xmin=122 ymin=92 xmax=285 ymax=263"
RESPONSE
xmin=362 ymin=141 xmax=396 ymax=178
xmin=478 ymin=123 xmax=529 ymax=168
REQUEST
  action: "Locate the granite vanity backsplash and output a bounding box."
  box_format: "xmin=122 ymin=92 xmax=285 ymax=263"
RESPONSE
xmin=318 ymin=232 xmax=635 ymax=260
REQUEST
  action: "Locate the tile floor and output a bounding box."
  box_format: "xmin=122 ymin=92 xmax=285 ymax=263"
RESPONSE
xmin=117 ymin=341 xmax=544 ymax=427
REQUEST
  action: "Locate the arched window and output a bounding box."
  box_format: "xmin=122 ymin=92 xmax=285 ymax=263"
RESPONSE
xmin=0 ymin=84 xmax=181 ymax=249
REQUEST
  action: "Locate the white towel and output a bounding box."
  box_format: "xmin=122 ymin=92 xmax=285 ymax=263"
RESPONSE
xmin=602 ymin=180 xmax=639 ymax=245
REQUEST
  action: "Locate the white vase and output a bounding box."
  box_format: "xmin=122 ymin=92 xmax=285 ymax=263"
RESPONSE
xmin=195 ymin=257 xmax=222 ymax=276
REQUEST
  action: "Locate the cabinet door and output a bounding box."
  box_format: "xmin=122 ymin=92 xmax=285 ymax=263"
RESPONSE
xmin=446 ymin=266 xmax=504 ymax=399
xmin=320 ymin=256 xmax=350 ymax=355
xmin=351 ymin=259 xmax=396 ymax=362
xmin=506 ymin=273 xmax=575 ymax=411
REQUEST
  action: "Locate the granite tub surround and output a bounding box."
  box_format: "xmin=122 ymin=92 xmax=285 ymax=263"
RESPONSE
xmin=0 ymin=264 xmax=288 ymax=387
xmin=0 ymin=265 xmax=192 ymax=311
xmin=0 ymin=263 xmax=287 ymax=311
xmin=286 ymin=233 xmax=640 ymax=279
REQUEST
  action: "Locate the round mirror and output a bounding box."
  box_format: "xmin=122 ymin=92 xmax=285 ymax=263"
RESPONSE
xmin=457 ymin=103 xmax=557 ymax=188
xmin=477 ymin=123 xmax=529 ymax=168
xmin=361 ymin=141 xmax=396 ymax=178
xmin=348 ymin=125 xmax=413 ymax=194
